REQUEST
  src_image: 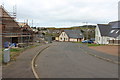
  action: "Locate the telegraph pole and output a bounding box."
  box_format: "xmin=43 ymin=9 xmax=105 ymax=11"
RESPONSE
xmin=82 ymin=22 xmax=88 ymax=46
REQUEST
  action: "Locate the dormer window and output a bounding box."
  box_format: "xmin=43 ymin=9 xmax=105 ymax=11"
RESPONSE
xmin=110 ymin=30 xmax=115 ymax=33
xmin=116 ymin=30 xmax=119 ymax=34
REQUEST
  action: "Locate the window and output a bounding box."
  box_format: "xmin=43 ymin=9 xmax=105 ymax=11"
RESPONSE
xmin=107 ymin=38 xmax=109 ymax=41
xmin=62 ymin=33 xmax=64 ymax=36
xmin=99 ymin=37 xmax=100 ymax=41
xmin=116 ymin=30 xmax=119 ymax=34
xmin=110 ymin=30 xmax=115 ymax=33
xmin=80 ymin=33 xmax=82 ymax=35
xmin=96 ymin=31 xmax=98 ymax=35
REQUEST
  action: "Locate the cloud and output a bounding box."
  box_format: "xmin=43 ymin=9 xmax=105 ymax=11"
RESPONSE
xmin=0 ymin=0 xmax=119 ymax=27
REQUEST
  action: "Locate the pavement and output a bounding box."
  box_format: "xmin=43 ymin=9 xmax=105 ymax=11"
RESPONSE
xmin=35 ymin=42 xmax=118 ymax=78
xmin=0 ymin=66 xmax=2 ymax=79
xmin=2 ymin=43 xmax=51 ymax=78
xmin=79 ymin=44 xmax=119 ymax=64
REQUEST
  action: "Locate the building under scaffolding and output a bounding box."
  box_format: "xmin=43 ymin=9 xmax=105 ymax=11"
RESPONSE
xmin=0 ymin=6 xmax=34 ymax=48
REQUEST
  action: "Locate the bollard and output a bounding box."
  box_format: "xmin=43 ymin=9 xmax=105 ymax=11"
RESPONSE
xmin=3 ymin=48 xmax=10 ymax=63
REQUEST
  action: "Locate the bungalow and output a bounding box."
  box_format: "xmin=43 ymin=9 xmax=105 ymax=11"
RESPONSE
xmin=95 ymin=21 xmax=120 ymax=45
xmin=58 ymin=30 xmax=84 ymax=42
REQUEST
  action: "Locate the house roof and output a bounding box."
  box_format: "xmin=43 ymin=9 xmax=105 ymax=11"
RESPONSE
xmin=97 ymin=24 xmax=111 ymax=36
xmin=97 ymin=21 xmax=120 ymax=38
xmin=108 ymin=28 xmax=120 ymax=38
xmin=64 ymin=30 xmax=84 ymax=38
xmin=109 ymin=21 xmax=120 ymax=28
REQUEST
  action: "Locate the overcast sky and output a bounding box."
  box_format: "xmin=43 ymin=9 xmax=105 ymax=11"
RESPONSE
xmin=0 ymin=0 xmax=119 ymax=27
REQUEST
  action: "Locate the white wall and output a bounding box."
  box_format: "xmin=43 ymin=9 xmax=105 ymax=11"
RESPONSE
xmin=95 ymin=26 xmax=113 ymax=44
xmin=59 ymin=32 xmax=69 ymax=41
xmin=95 ymin=26 xmax=102 ymax=44
xmin=101 ymin=36 xmax=110 ymax=44
xmin=95 ymin=25 xmax=120 ymax=44
xmin=116 ymin=35 xmax=120 ymax=40
xmin=69 ymin=38 xmax=77 ymax=42
xmin=59 ymin=31 xmax=84 ymax=42
xmin=55 ymin=37 xmax=59 ymax=41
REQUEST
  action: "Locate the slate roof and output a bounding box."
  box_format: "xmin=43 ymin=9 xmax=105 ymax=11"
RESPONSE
xmin=64 ymin=30 xmax=84 ymax=38
xmin=98 ymin=24 xmax=111 ymax=36
xmin=97 ymin=21 xmax=120 ymax=38
xmin=109 ymin=28 xmax=120 ymax=38
xmin=109 ymin=21 xmax=120 ymax=28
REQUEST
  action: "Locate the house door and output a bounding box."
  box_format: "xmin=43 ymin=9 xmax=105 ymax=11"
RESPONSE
xmin=12 ymin=37 xmax=18 ymax=43
xmin=77 ymin=38 xmax=81 ymax=42
xmin=64 ymin=38 xmax=65 ymax=41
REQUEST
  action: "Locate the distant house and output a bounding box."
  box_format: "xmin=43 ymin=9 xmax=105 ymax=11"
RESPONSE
xmin=18 ymin=22 xmax=35 ymax=43
xmin=95 ymin=21 xmax=120 ymax=45
xmin=58 ymin=30 xmax=84 ymax=42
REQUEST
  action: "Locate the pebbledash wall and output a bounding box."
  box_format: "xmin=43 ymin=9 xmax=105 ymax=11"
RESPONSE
xmin=58 ymin=32 xmax=84 ymax=42
xmin=95 ymin=24 xmax=120 ymax=45
xmin=59 ymin=32 xmax=69 ymax=42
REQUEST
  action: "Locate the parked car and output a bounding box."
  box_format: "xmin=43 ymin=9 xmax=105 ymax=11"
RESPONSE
xmin=82 ymin=40 xmax=94 ymax=44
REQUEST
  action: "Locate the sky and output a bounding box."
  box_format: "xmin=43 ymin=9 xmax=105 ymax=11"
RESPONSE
xmin=0 ymin=0 xmax=119 ymax=27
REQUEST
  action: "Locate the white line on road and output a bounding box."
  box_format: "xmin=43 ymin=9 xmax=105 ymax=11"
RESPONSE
xmin=31 ymin=45 xmax=51 ymax=80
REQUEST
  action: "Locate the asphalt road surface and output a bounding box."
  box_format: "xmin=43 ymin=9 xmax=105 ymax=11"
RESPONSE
xmin=35 ymin=42 xmax=118 ymax=78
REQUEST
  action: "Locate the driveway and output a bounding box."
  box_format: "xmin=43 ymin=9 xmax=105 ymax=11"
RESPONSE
xmin=35 ymin=42 xmax=118 ymax=78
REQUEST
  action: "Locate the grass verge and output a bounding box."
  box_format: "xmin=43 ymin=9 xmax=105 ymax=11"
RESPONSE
xmin=73 ymin=41 xmax=104 ymax=47
xmin=87 ymin=44 xmax=104 ymax=46
xmin=2 ymin=44 xmax=40 ymax=63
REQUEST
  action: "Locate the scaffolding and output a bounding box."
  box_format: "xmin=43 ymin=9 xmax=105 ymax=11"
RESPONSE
xmin=1 ymin=5 xmax=34 ymax=48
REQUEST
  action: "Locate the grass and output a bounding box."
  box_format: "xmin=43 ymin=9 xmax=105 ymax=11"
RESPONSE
xmin=0 ymin=54 xmax=2 ymax=65
xmin=87 ymin=44 xmax=103 ymax=46
xmin=0 ymin=49 xmax=3 ymax=65
xmin=10 ymin=48 xmax=24 ymax=61
xmin=10 ymin=45 xmax=40 ymax=61
xmin=73 ymin=41 xmax=104 ymax=47
xmin=2 ymin=44 xmax=41 ymax=63
xmin=72 ymin=42 xmax=82 ymax=43
xmin=10 ymin=48 xmax=21 ymax=52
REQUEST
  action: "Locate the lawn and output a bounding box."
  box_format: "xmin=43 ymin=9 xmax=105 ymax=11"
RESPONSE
xmin=10 ymin=45 xmax=40 ymax=61
xmin=10 ymin=48 xmax=24 ymax=61
xmin=87 ymin=44 xmax=104 ymax=46
xmin=2 ymin=44 xmax=40 ymax=63
xmin=74 ymin=42 xmax=104 ymax=46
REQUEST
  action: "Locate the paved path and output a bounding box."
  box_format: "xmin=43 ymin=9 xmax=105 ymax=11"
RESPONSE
xmin=35 ymin=42 xmax=118 ymax=78
xmin=2 ymin=44 xmax=50 ymax=78
xmin=0 ymin=66 xmax=2 ymax=79
xmin=79 ymin=44 xmax=119 ymax=63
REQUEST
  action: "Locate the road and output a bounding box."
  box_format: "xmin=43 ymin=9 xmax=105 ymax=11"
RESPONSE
xmin=35 ymin=42 xmax=118 ymax=78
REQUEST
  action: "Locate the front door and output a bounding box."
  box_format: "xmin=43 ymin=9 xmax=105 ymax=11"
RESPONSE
xmin=64 ymin=38 xmax=65 ymax=41
xmin=12 ymin=37 xmax=18 ymax=43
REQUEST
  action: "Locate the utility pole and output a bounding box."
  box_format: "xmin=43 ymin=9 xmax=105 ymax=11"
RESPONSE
xmin=83 ymin=22 xmax=88 ymax=40
xmin=83 ymin=22 xmax=88 ymax=46
xmin=32 ymin=20 xmax=33 ymax=27
xmin=32 ymin=20 xmax=34 ymax=44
